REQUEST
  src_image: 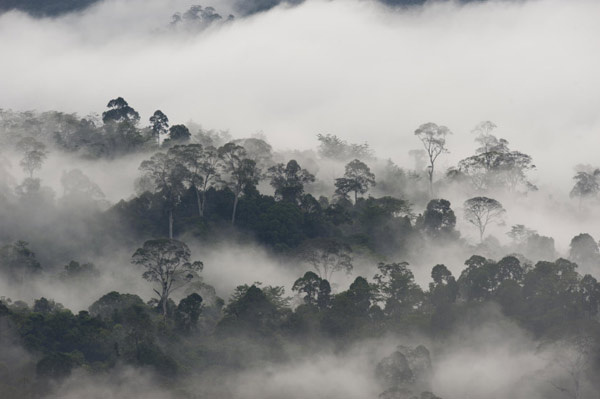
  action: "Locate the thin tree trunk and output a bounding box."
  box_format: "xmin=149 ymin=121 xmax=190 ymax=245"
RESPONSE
xmin=231 ymin=194 xmax=239 ymax=225
xmin=201 ymin=188 xmax=207 ymax=217
xmin=354 ymin=190 xmax=358 ymax=204
xmin=428 ymin=162 xmax=434 ymax=197
xmin=162 ymin=286 xmax=168 ymax=318
xmin=168 ymin=209 xmax=173 ymax=239
xmin=195 ymin=186 xmax=203 ymax=217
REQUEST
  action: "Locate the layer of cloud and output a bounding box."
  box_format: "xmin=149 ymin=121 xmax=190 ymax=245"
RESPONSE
xmin=1 ymin=0 xmax=598 ymax=187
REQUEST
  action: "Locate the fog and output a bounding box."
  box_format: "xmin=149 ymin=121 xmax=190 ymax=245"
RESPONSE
xmin=1 ymin=0 xmax=599 ymax=187
xmin=1 ymin=1 xmax=599 ymax=398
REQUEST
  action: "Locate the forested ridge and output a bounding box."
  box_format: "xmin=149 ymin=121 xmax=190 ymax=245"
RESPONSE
xmin=0 ymin=97 xmax=599 ymax=398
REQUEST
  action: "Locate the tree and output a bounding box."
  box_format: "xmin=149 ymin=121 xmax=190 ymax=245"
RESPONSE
xmin=421 ymin=199 xmax=457 ymax=239
xmin=139 ymin=152 xmax=188 ymax=238
xmin=16 ymin=137 xmax=47 ymax=178
xmin=175 ymin=293 xmax=203 ymax=333
xmin=219 ymin=142 xmax=262 ymax=225
xmin=570 ymin=170 xmax=600 ymax=208
xmin=131 ymin=239 xmax=203 ymax=317
xmin=233 ymin=137 xmax=274 ymax=170
xmin=60 ymin=260 xmax=99 ymax=281
xmin=429 ymin=264 xmax=458 ymax=308
xmin=164 ymin=124 xmax=191 ymax=146
xmin=507 ymin=224 xmax=537 ymax=246
xmin=373 ymin=262 xmax=423 ymax=318
xmin=0 ymin=241 xmax=41 ymax=283
xmin=463 ymin=196 xmax=506 ymax=243
xmin=268 ymin=159 xmax=315 ymax=204
xmin=414 ymin=123 xmax=451 ymax=196
xmin=292 ymin=271 xmax=331 ymax=309
xmin=169 ymin=144 xmax=221 ymax=217
xmin=547 ymin=336 xmax=596 ymax=399
xmin=334 ymin=159 xmax=376 ymax=203
xmin=316 ymin=133 xmax=373 ymax=161
xmin=569 ymin=233 xmax=600 ymax=270
xmin=298 ymin=239 xmax=353 ymax=282
xmin=149 ymin=110 xmax=169 ymax=146
xmin=101 ymin=97 xmax=140 ymax=124
xmin=60 ymin=169 xmax=104 ymax=202
xmin=458 ymin=124 xmax=535 ymax=193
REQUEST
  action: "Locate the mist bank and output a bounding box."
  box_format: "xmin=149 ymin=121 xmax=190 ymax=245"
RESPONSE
xmin=1 ymin=0 xmax=599 ymax=190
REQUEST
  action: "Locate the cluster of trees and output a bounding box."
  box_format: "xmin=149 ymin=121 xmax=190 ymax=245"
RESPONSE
xmin=2 ymin=99 xmax=600 ymax=397
xmin=2 ymin=240 xmax=600 ymax=397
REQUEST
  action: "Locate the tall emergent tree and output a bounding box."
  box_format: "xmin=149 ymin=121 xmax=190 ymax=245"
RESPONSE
xmin=16 ymin=137 xmax=47 ymax=178
xmin=334 ymin=159 xmax=376 ymax=203
xmin=131 ymin=239 xmax=203 ymax=317
xmin=164 ymin=124 xmax=191 ymax=146
xmin=169 ymin=144 xmax=221 ymax=217
xmin=102 ymin=97 xmax=140 ymax=124
xmin=463 ymin=196 xmax=506 ymax=242
xmin=373 ymin=262 xmax=423 ymax=318
xmin=139 ymin=152 xmax=188 ymax=238
xmin=414 ymin=122 xmax=451 ymax=196
xmin=298 ymin=239 xmax=353 ymax=282
xmin=292 ymin=271 xmax=331 ymax=309
xmin=149 ymin=110 xmax=169 ymax=146
xmin=219 ymin=142 xmax=261 ymax=225
xmin=268 ymin=159 xmax=315 ymax=204
xmin=458 ymin=122 xmax=535 ymax=193
xmin=570 ymin=169 xmax=600 ymax=208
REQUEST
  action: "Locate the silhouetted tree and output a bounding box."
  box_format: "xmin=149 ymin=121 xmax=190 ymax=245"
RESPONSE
xmin=149 ymin=110 xmax=169 ymax=146
xmin=421 ymin=199 xmax=457 ymax=239
xmin=102 ymin=97 xmax=140 ymax=124
xmin=131 ymin=239 xmax=203 ymax=317
xmin=139 ymin=151 xmax=188 ymax=238
xmin=463 ymin=196 xmax=506 ymax=242
xmin=414 ymin=123 xmax=451 ymax=196
xmin=219 ymin=142 xmax=261 ymax=225
xmin=268 ymin=159 xmax=315 ymax=203
xmin=334 ymin=159 xmax=376 ymax=202
xmin=16 ymin=137 xmax=47 ymax=178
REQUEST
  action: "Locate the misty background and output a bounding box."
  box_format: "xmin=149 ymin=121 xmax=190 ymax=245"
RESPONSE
xmin=1 ymin=0 xmax=599 ymax=398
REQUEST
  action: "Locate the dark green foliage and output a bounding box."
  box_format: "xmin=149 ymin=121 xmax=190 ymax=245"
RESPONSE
xmin=175 ymin=293 xmax=203 ymax=333
xmin=36 ymin=352 xmax=78 ymax=379
xmin=102 ymin=97 xmax=140 ymax=125
xmin=321 ymin=277 xmax=375 ymax=338
xmin=374 ymin=262 xmax=424 ymax=319
xmin=0 ymin=241 xmax=42 ymax=282
xmin=219 ymin=285 xmax=285 ymax=337
xmin=89 ymin=291 xmax=146 ymax=322
xmin=334 ymin=159 xmax=376 ymax=202
xmin=420 ymin=199 xmax=457 ymax=240
xmin=164 ymin=124 xmax=191 ymax=146
xmin=292 ymin=271 xmax=332 ymax=310
xmin=268 ymin=159 xmax=315 ymax=203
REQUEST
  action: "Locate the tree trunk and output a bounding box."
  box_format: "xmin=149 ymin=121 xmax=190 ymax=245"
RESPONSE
xmin=195 ymin=186 xmax=203 ymax=217
xmin=231 ymin=194 xmax=239 ymax=225
xmin=201 ymin=188 xmax=207 ymax=217
xmin=354 ymin=190 xmax=358 ymax=204
xmin=428 ymin=163 xmax=434 ymax=197
xmin=168 ymin=209 xmax=174 ymax=239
